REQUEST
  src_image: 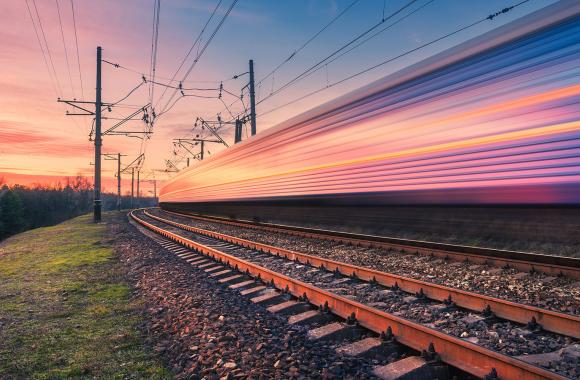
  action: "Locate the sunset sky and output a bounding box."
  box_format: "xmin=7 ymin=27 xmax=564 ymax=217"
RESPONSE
xmin=0 ymin=0 xmax=557 ymax=194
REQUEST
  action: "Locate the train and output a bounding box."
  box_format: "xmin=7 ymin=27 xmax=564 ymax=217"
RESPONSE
xmin=160 ymin=1 xmax=580 ymax=231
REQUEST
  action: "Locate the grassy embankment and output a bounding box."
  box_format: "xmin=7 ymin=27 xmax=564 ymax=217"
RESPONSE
xmin=0 ymin=213 xmax=170 ymax=379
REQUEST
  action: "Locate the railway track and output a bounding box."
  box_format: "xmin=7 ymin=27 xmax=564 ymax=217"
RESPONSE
xmin=131 ymin=209 xmax=579 ymax=380
xmin=144 ymin=209 xmax=579 ymax=338
xmin=162 ymin=210 xmax=580 ymax=280
xmin=153 ymin=209 xmax=579 ymax=317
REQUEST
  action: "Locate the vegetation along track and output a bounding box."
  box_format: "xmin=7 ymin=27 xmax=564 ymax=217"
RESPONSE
xmin=132 ymin=209 xmax=579 ymax=379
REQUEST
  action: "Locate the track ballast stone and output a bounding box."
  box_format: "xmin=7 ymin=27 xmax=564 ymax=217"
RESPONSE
xmin=152 ymin=209 xmax=579 ymax=316
xmin=113 ymin=214 xmax=380 ymax=379
xmin=142 ymin=210 xmax=578 ymax=379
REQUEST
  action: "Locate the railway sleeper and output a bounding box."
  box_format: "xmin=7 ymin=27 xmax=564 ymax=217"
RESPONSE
xmin=138 ymin=220 xmax=453 ymax=379
xmin=135 ymin=211 xmax=579 ymax=380
xmin=373 ymin=356 xmax=450 ymax=380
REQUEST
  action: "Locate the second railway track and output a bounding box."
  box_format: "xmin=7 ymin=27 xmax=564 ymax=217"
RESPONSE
xmin=152 ymin=209 xmax=579 ymax=317
xmin=162 ymin=209 xmax=580 ymax=280
xmin=132 ymin=209 xmax=579 ymax=379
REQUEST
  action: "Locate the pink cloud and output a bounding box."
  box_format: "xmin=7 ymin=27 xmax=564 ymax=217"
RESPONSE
xmin=0 ymin=120 xmax=91 ymax=157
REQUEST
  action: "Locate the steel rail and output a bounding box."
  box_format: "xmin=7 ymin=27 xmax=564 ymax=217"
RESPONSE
xmin=163 ymin=209 xmax=580 ymax=280
xmin=144 ymin=209 xmax=580 ymax=338
xmin=131 ymin=209 xmax=568 ymax=380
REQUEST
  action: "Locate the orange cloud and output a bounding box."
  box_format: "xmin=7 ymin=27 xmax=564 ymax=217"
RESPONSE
xmin=0 ymin=120 xmax=91 ymax=157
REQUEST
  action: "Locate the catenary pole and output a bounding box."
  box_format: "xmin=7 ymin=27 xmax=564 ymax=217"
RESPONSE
xmin=249 ymin=59 xmax=257 ymax=136
xmin=117 ymin=152 xmax=121 ymax=211
xmin=94 ymin=46 xmax=102 ymax=222
xmin=235 ymin=118 xmax=242 ymax=143
xmin=131 ymin=167 xmax=134 ymax=208
xmin=136 ymin=170 xmax=140 ymax=207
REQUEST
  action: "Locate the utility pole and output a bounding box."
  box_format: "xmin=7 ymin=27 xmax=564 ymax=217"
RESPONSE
xmin=186 ymin=157 xmax=190 ymax=167
xmin=249 ymin=59 xmax=257 ymax=136
xmin=131 ymin=168 xmax=135 ymax=208
xmin=59 ymin=46 xmax=139 ymax=222
xmin=136 ymin=170 xmax=140 ymax=207
xmin=104 ymin=153 xmax=125 ymax=211
xmin=117 ymin=153 xmax=121 ymax=211
xmin=235 ymin=118 xmax=242 ymax=143
xmin=201 ymin=140 xmax=205 ymax=160
xmin=94 ymin=47 xmax=102 ymax=222
xmin=118 ymin=153 xmax=143 ymax=210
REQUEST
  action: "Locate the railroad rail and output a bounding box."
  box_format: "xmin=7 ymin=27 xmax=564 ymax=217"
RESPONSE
xmin=131 ymin=209 xmax=574 ymax=380
xmin=163 ymin=209 xmax=580 ymax=280
xmin=144 ymin=209 xmax=579 ymax=338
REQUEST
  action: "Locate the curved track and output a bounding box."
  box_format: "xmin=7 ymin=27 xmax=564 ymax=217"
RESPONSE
xmin=145 ymin=209 xmax=579 ymax=338
xmin=163 ymin=209 xmax=580 ymax=280
xmin=131 ymin=209 xmax=579 ymax=380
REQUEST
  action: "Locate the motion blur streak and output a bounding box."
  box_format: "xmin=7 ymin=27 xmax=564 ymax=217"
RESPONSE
xmin=161 ymin=2 xmax=580 ymax=205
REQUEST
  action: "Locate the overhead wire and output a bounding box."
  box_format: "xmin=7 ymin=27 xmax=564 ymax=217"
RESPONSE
xmin=257 ymin=0 xmax=420 ymax=105
xmin=258 ymin=0 xmax=532 ymax=119
xmin=107 ymin=80 xmax=147 ymax=109
xmin=256 ymin=0 xmax=362 ymax=87
xmin=260 ymin=0 xmax=436 ymax=101
xmin=24 ymin=0 xmax=59 ymax=98
xmin=66 ymin=0 xmax=92 ymax=139
xmin=154 ymin=0 xmax=224 ymax=111
xmin=322 ymin=0 xmax=435 ymax=69
xmin=32 ymin=0 xmax=63 ymax=96
xmin=25 ymin=0 xmax=89 ymax=146
xmin=99 ymin=58 xmax=226 ymax=83
xmin=141 ymin=0 xmax=161 ymax=165
xmin=145 ymin=0 xmax=232 ymax=174
xmin=70 ymin=0 xmax=84 ymax=99
xmin=148 ymin=0 xmax=161 ymax=111
xmin=158 ymin=0 xmax=239 ymax=117
xmin=55 ymin=0 xmax=75 ymax=98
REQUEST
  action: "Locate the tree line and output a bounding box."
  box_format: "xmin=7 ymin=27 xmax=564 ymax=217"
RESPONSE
xmin=0 ymin=176 xmax=157 ymax=240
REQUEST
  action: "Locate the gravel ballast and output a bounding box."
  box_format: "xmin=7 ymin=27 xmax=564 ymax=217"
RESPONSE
xmin=137 ymin=211 xmax=578 ymax=379
xmin=112 ymin=214 xmax=382 ymax=379
xmin=151 ymin=209 xmax=579 ymax=316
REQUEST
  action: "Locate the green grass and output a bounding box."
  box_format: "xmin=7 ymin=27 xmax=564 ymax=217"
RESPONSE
xmin=0 ymin=213 xmax=171 ymax=379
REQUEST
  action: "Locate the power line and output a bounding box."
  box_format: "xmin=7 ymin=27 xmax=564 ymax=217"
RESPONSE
xmin=107 ymin=79 xmax=147 ymax=109
xmin=100 ymin=58 xmax=227 ymax=83
xmin=65 ymin=0 xmax=91 ymax=137
xmin=32 ymin=0 xmax=63 ymax=96
xmin=154 ymin=0 xmax=224 ymax=110
xmin=27 ymin=0 xmax=88 ymax=144
xmin=259 ymin=0 xmax=532 ymax=119
xmin=148 ymin=0 xmax=161 ymax=110
xmin=55 ymin=0 xmax=75 ymax=97
xmin=144 ymin=0 xmax=162 ymax=167
xmin=70 ymin=0 xmax=84 ymax=99
xmin=25 ymin=0 xmax=58 ymax=97
xmin=158 ymin=0 xmax=239 ymax=117
xmin=27 ymin=0 xmax=92 ymax=148
xmin=258 ymin=0 xmax=420 ymax=105
xmin=262 ymin=0 xmax=435 ymax=98
xmin=257 ymin=0 xmax=362 ymax=87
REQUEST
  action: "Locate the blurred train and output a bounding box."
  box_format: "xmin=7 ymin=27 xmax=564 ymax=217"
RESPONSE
xmin=160 ymin=0 xmax=580 ymax=219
